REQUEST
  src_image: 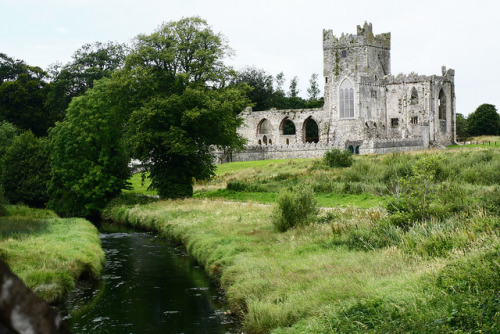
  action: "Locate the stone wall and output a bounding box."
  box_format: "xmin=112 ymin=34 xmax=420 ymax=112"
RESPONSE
xmin=230 ymin=23 xmax=455 ymax=164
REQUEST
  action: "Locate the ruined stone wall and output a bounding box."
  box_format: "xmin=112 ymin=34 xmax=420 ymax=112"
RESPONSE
xmin=231 ymin=23 xmax=455 ymax=163
xmin=237 ymin=108 xmax=331 ymax=146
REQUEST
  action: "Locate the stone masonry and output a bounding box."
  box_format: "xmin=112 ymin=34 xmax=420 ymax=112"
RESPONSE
xmin=217 ymin=22 xmax=456 ymax=163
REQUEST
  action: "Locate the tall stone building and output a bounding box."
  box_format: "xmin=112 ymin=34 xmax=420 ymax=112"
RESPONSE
xmin=222 ymin=22 xmax=456 ymax=162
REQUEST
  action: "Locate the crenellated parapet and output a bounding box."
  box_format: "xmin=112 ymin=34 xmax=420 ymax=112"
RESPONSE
xmin=385 ymin=67 xmax=455 ymax=85
xmin=323 ymin=22 xmax=391 ymax=51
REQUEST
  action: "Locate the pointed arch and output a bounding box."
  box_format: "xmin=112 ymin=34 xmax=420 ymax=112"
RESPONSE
xmin=280 ymin=117 xmax=296 ymax=135
xmin=303 ymin=117 xmax=319 ymax=143
xmin=257 ymin=118 xmax=272 ymax=135
xmin=410 ymin=87 xmax=418 ymax=105
xmin=438 ymin=89 xmax=447 ymax=120
xmin=339 ymin=78 xmax=354 ymax=118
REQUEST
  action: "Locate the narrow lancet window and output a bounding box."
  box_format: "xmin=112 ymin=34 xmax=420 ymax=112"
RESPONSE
xmin=339 ymin=79 xmax=354 ymax=118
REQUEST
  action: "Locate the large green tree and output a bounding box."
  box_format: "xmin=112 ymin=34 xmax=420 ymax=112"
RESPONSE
xmin=0 ymin=55 xmax=54 ymax=136
xmin=48 ymin=17 xmax=248 ymax=213
xmin=125 ymin=17 xmax=249 ymax=198
xmin=232 ymin=67 xmax=274 ymax=111
xmin=48 ymin=77 xmax=132 ymax=217
xmin=467 ymin=104 xmax=499 ymax=136
xmin=46 ymin=41 xmax=128 ymax=120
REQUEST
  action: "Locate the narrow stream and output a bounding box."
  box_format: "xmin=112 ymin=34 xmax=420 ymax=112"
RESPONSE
xmin=65 ymin=223 xmax=239 ymax=333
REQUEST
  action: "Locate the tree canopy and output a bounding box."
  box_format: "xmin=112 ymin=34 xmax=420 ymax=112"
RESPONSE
xmin=46 ymin=41 xmax=128 ymax=120
xmin=47 ymin=17 xmax=250 ymax=215
xmin=467 ymin=104 xmax=499 ymax=136
xmin=48 ymin=78 xmax=132 ymax=217
xmin=0 ymin=55 xmax=55 ymax=136
xmin=124 ymin=17 xmax=248 ymax=198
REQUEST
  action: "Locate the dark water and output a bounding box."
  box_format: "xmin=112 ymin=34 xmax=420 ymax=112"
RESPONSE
xmin=65 ymin=223 xmax=238 ymax=333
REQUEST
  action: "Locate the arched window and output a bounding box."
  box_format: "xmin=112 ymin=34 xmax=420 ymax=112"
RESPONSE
xmin=280 ymin=118 xmax=296 ymax=135
xmin=339 ymin=79 xmax=354 ymax=118
xmin=257 ymin=119 xmax=272 ymax=134
xmin=438 ymin=89 xmax=447 ymax=120
xmin=303 ymin=117 xmax=319 ymax=143
xmin=263 ymin=135 xmax=268 ymax=145
xmin=410 ymin=87 xmax=418 ymax=105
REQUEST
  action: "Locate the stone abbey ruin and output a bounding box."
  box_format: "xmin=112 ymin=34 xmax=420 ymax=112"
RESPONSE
xmin=219 ymin=22 xmax=456 ymax=162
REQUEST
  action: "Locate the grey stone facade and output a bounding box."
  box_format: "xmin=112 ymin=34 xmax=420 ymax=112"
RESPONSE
xmin=221 ymin=22 xmax=456 ymax=162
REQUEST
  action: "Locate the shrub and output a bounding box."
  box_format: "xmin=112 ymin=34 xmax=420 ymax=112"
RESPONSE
xmin=1 ymin=131 xmax=50 ymax=207
xmin=272 ymin=185 xmax=318 ymax=232
xmin=386 ymin=155 xmax=451 ymax=227
xmin=324 ymin=149 xmax=353 ymax=168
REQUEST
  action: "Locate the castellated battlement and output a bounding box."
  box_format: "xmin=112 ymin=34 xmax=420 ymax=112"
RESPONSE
xmin=385 ymin=67 xmax=455 ymax=85
xmin=323 ymin=22 xmax=391 ymax=51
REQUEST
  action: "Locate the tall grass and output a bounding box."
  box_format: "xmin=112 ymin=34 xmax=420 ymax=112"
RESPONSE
xmin=0 ymin=205 xmax=104 ymax=304
xmin=103 ymin=195 xmax=499 ymax=333
xmin=115 ymin=148 xmax=500 ymax=332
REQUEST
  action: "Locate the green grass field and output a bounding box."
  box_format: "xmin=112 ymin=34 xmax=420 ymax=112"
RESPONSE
xmin=0 ymin=206 xmax=104 ymax=304
xmin=111 ymin=148 xmax=500 ymax=333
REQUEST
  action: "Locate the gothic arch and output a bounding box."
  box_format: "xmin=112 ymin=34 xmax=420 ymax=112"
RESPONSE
xmin=257 ymin=118 xmax=272 ymax=135
xmin=410 ymin=87 xmax=418 ymax=105
xmin=438 ymin=89 xmax=447 ymax=120
xmin=339 ymin=78 xmax=354 ymax=118
xmin=303 ymin=117 xmax=319 ymax=143
xmin=280 ymin=117 xmax=296 ymax=135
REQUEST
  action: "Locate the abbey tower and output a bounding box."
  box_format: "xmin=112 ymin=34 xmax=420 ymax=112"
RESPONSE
xmin=221 ymin=23 xmax=456 ymax=162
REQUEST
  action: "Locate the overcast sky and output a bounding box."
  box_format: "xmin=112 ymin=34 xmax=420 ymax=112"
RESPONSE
xmin=1 ymin=0 xmax=499 ymax=116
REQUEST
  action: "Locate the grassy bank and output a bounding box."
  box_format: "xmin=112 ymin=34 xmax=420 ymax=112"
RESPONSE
xmin=0 ymin=205 xmax=104 ymax=304
xmin=103 ymin=198 xmax=498 ymax=333
xmin=106 ymin=148 xmax=500 ymax=333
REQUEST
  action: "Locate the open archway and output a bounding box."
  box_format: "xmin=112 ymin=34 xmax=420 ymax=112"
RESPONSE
xmin=303 ymin=117 xmax=319 ymax=143
xmin=280 ymin=118 xmax=296 ymax=135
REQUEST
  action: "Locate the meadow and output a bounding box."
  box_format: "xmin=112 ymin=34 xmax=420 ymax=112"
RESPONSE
xmin=106 ymin=145 xmax=500 ymax=333
xmin=0 ymin=206 xmax=104 ymax=304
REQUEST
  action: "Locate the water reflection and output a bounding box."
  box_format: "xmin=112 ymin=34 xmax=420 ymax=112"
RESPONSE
xmin=66 ymin=224 xmax=238 ymax=333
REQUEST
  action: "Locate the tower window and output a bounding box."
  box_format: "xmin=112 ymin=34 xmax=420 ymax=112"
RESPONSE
xmin=410 ymin=87 xmax=419 ymax=105
xmin=339 ymin=79 xmax=354 ymax=118
xmin=411 ymin=116 xmax=418 ymax=124
xmin=391 ymin=118 xmax=399 ymax=127
xmin=341 ymin=50 xmax=347 ymax=58
xmin=438 ymin=89 xmax=447 ymax=120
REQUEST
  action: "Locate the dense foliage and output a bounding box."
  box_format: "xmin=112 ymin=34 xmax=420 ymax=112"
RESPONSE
xmin=1 ymin=131 xmax=50 ymax=207
xmin=124 ymin=17 xmax=249 ymax=198
xmin=46 ymin=41 xmax=127 ymax=120
xmin=232 ymin=67 xmax=324 ymax=111
xmin=272 ymin=185 xmax=318 ymax=232
xmin=455 ymin=113 xmax=470 ymax=141
xmin=0 ymin=54 xmax=55 ymax=136
xmin=48 ymin=78 xmax=131 ymax=217
xmin=467 ymin=103 xmax=499 ymax=136
xmin=324 ymin=148 xmax=354 ymax=168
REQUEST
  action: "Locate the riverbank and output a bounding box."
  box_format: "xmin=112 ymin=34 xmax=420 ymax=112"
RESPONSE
xmin=0 ymin=205 xmax=104 ymax=304
xmin=103 ymin=197 xmax=499 ymax=333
